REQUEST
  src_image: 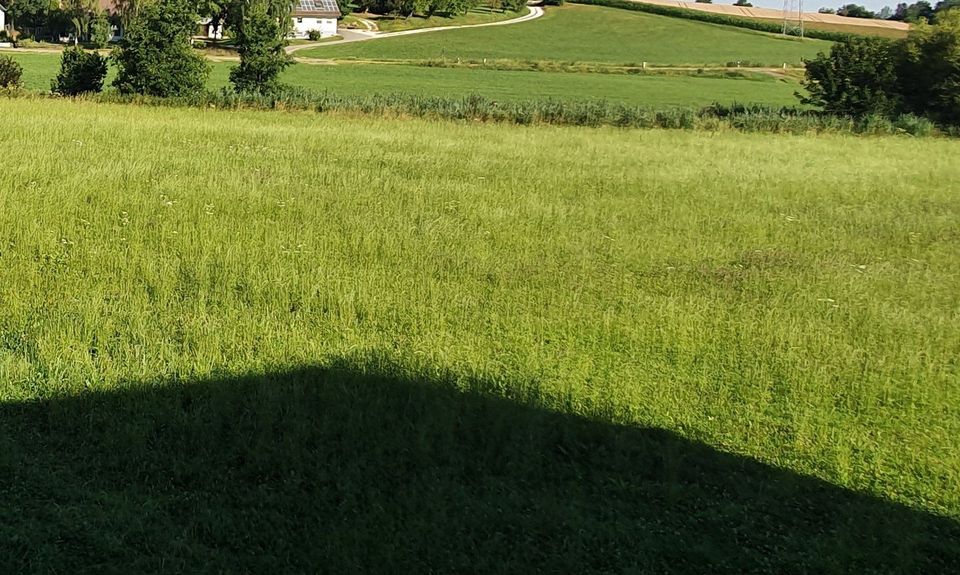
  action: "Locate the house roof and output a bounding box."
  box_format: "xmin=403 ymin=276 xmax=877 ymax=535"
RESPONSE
xmin=291 ymin=0 xmax=341 ymax=18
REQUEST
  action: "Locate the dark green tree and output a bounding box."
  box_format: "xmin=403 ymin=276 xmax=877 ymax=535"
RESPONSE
xmin=335 ymin=0 xmax=352 ymax=16
xmin=52 ymin=46 xmax=108 ymax=95
xmin=0 ymin=55 xmax=23 ymax=89
xmin=896 ymin=10 xmax=960 ymax=125
xmin=837 ymin=3 xmax=876 ymax=17
xmin=230 ymin=0 xmax=292 ymax=94
xmin=7 ymin=0 xmax=55 ymax=39
xmin=112 ymin=0 xmax=209 ymax=97
xmin=90 ymin=11 xmax=112 ymax=48
xmin=801 ymin=37 xmax=901 ymax=117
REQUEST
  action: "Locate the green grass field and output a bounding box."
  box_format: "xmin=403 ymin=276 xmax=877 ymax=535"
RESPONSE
xmin=7 ymin=51 xmax=806 ymax=107
xmin=1 ymin=97 xmax=958 ymax=572
xmin=299 ymin=5 xmax=833 ymax=65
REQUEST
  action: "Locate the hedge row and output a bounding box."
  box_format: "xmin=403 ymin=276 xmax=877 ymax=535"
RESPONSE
xmin=19 ymin=88 xmax=935 ymax=136
xmin=569 ymin=0 xmax=856 ymax=42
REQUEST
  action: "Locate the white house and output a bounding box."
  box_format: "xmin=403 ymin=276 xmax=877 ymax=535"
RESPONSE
xmin=0 ymin=4 xmax=7 ymax=33
xmin=201 ymin=18 xmax=224 ymax=40
xmin=290 ymin=0 xmax=340 ymax=39
xmin=200 ymin=1 xmax=339 ymax=41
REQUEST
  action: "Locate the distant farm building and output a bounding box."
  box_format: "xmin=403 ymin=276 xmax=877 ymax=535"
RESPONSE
xmin=290 ymin=0 xmax=341 ymax=39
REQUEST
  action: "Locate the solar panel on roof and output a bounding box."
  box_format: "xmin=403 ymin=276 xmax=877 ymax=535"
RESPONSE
xmin=296 ymin=0 xmax=338 ymax=11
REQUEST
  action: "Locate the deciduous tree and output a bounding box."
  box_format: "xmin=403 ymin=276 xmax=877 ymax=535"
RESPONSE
xmin=112 ymin=0 xmax=209 ymax=96
xmin=801 ymin=37 xmax=900 ymax=116
xmin=230 ymin=0 xmax=292 ymax=94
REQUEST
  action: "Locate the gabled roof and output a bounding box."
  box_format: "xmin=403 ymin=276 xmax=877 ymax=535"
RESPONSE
xmin=291 ymin=0 xmax=341 ymax=18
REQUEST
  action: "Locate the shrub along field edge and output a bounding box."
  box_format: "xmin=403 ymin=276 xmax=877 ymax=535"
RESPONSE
xmin=0 ymin=88 xmax=941 ymax=137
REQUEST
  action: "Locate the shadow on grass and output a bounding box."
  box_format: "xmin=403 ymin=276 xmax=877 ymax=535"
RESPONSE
xmin=1 ymin=360 xmax=957 ymax=573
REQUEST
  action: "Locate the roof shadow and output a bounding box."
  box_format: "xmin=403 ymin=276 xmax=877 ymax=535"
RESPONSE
xmin=2 ymin=360 xmax=957 ymax=573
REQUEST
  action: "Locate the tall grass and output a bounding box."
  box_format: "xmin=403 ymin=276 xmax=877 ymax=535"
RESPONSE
xmin=27 ymin=89 xmax=941 ymax=136
xmin=1 ymin=98 xmax=958 ymax=570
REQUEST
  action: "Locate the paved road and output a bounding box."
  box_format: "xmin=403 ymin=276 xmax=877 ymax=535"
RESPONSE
xmin=286 ymin=7 xmax=545 ymax=54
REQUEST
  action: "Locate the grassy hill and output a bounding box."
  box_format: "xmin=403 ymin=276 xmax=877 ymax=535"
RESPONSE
xmin=1 ymin=97 xmax=959 ymax=572
xmin=299 ymin=5 xmax=833 ymax=66
xmin=8 ymin=51 xmax=807 ymax=108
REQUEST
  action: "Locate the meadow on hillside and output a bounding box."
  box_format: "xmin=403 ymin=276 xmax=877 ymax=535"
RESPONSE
xmin=300 ymin=5 xmax=833 ymax=65
xmin=1 ymin=98 xmax=958 ymax=572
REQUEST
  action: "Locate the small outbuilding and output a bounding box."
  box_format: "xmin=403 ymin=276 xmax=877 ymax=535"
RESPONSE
xmin=290 ymin=0 xmax=340 ymax=39
xmin=0 ymin=4 xmax=7 ymax=33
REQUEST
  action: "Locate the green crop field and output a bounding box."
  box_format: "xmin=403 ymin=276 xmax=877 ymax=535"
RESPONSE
xmin=212 ymin=63 xmax=803 ymax=107
xmin=1 ymin=97 xmax=958 ymax=572
xmin=7 ymin=51 xmax=806 ymax=107
xmin=299 ymin=5 xmax=833 ymax=65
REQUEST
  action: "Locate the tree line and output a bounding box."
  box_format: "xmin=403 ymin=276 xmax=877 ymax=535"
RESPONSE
xmin=802 ymin=9 xmax=960 ymax=127
xmin=817 ymin=1 xmax=959 ymax=21
xmin=0 ymin=0 xmax=291 ymax=97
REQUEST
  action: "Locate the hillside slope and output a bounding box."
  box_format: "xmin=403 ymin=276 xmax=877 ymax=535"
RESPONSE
xmin=300 ymin=5 xmax=833 ymax=65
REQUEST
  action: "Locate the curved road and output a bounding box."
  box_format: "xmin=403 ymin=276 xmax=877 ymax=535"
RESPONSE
xmin=286 ymin=7 xmax=545 ymax=54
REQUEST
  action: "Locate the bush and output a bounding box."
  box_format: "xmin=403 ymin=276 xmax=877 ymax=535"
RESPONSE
xmin=799 ymin=13 xmax=960 ymax=127
xmin=801 ymin=37 xmax=901 ymax=117
xmin=893 ymin=113 xmax=936 ymax=136
xmin=52 ymin=47 xmax=108 ymax=95
xmin=307 ymin=29 xmax=323 ymax=41
xmin=897 ymin=11 xmax=960 ymax=126
xmin=0 ymin=55 xmax=23 ymax=89
xmin=113 ymin=0 xmax=209 ymax=97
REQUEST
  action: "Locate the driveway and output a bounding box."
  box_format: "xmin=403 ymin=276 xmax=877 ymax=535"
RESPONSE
xmin=287 ymin=7 xmax=545 ymax=54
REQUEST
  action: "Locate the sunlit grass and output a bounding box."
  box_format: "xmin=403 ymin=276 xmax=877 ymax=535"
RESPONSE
xmin=1 ymin=98 xmax=958 ymax=530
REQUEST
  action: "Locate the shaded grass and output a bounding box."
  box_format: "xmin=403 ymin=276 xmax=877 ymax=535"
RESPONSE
xmin=299 ymin=5 xmax=833 ymax=65
xmin=2 ymin=361 xmax=958 ymax=572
